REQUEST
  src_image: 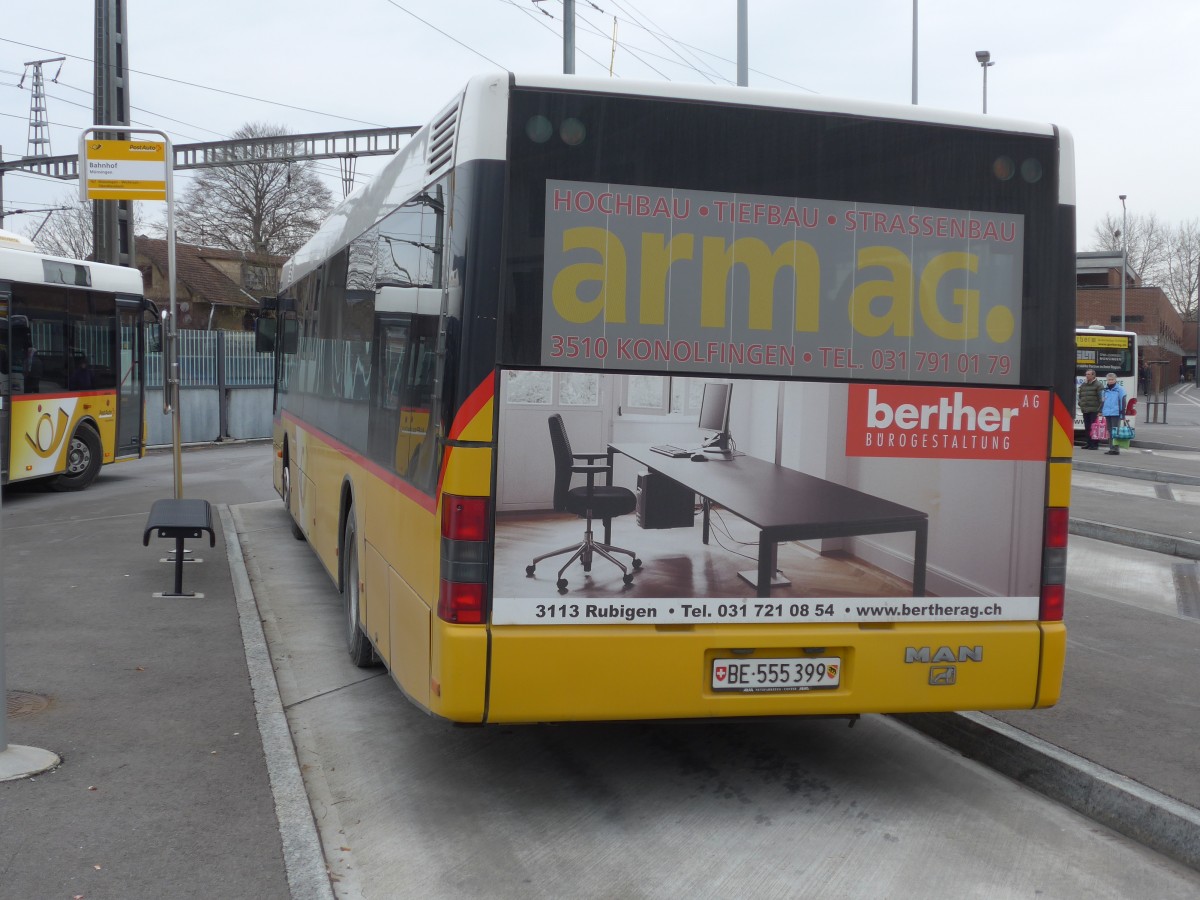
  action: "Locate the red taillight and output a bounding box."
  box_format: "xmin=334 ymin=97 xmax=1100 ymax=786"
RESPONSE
xmin=439 ymin=495 xmax=490 ymax=624
xmin=438 ymin=580 xmax=485 ymax=624
xmin=1045 ymin=507 xmax=1069 ymax=548
xmin=1040 ymin=507 xmax=1068 ymax=622
xmin=442 ymin=495 xmax=488 ymax=541
xmin=1039 ymin=583 xmax=1065 ymax=622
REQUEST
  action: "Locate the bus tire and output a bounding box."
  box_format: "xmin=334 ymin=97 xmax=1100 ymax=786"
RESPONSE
xmin=342 ymin=513 xmax=375 ymax=668
xmin=48 ymin=425 xmax=102 ymax=492
xmin=282 ymin=457 xmax=305 ymax=541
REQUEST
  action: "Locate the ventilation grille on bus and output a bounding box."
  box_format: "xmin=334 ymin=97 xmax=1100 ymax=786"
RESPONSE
xmin=426 ymin=99 xmax=460 ymax=179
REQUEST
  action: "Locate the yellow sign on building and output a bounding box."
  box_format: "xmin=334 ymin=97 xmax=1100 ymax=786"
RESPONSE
xmin=80 ymin=140 xmax=168 ymax=201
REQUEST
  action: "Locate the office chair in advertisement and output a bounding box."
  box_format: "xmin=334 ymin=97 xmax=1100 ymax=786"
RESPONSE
xmin=526 ymin=414 xmax=642 ymax=592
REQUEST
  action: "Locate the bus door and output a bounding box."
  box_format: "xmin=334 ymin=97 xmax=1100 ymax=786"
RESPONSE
xmin=0 ymin=286 xmax=10 ymax=482
xmin=114 ymin=296 xmax=145 ymax=460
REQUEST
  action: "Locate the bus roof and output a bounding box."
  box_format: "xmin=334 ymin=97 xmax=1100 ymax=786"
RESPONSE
xmin=507 ymin=72 xmax=1059 ymax=138
xmin=0 ymin=243 xmax=145 ymax=295
xmin=282 ymin=71 xmax=1073 ymax=291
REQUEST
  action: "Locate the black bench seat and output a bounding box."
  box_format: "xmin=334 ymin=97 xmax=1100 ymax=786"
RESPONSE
xmin=142 ymin=499 xmax=216 ymax=597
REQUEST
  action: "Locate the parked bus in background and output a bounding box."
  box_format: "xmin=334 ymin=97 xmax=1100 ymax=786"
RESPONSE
xmin=260 ymin=73 xmax=1076 ymax=724
xmin=1074 ymin=326 xmax=1138 ymax=441
xmin=0 ymin=229 xmax=155 ymax=490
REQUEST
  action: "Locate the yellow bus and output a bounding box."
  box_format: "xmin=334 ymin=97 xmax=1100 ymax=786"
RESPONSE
xmin=262 ymin=73 xmax=1075 ymax=723
xmin=1 ymin=230 xmax=154 ymax=490
xmin=1074 ymin=326 xmax=1138 ymax=439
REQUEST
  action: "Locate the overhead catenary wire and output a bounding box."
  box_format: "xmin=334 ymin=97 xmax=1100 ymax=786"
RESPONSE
xmin=0 ymin=36 xmax=388 ymax=128
xmin=0 ymin=79 xmax=375 ymax=197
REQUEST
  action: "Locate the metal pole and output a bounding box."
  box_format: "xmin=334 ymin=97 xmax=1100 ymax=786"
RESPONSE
xmin=976 ymin=51 xmax=993 ymax=114
xmin=80 ymin=125 xmax=182 ymax=497
xmin=163 ymin=149 xmax=183 ymax=498
xmin=1120 ymin=195 xmax=1128 ymax=332
xmin=912 ymin=0 xmax=918 ymax=104
xmin=563 ymin=0 xmax=575 ymax=74
xmin=737 ymin=0 xmax=748 ymax=87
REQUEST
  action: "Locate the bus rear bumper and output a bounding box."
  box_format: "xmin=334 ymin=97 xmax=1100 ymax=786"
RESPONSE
xmin=482 ymin=622 xmax=1060 ymax=724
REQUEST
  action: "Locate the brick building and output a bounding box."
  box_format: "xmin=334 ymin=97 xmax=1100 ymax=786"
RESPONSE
xmin=1075 ymin=251 xmax=1192 ymax=384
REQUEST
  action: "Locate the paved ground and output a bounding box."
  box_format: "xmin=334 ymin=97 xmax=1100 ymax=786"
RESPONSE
xmin=901 ymin=398 xmax=1200 ymax=871
xmin=2 ymin=398 xmax=1200 ymax=896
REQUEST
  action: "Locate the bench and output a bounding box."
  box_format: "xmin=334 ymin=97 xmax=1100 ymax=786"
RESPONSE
xmin=142 ymin=499 xmax=216 ymax=597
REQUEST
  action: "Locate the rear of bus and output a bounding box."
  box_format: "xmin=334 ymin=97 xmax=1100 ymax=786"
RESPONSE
xmin=455 ymin=75 xmax=1074 ymax=723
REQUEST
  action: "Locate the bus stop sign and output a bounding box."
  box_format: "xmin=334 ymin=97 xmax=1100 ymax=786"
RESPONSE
xmin=79 ymin=139 xmax=167 ymax=201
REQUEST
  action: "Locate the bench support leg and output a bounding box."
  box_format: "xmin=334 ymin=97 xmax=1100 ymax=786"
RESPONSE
xmin=154 ymin=536 xmax=203 ymax=599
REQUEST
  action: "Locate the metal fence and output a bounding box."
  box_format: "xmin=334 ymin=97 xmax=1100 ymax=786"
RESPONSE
xmin=146 ymin=329 xmax=274 ymax=389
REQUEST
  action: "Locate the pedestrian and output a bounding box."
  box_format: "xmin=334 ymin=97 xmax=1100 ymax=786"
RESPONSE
xmin=1101 ymin=371 xmax=1128 ymax=455
xmin=1077 ymin=369 xmax=1103 ymax=450
xmin=1139 ymin=363 xmax=1150 ymax=396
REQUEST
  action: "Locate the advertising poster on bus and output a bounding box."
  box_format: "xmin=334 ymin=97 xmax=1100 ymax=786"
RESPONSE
xmin=491 ymin=373 xmax=1050 ymax=627
xmin=537 ymin=179 xmax=1024 ymax=384
xmin=489 ymin=178 xmax=1047 ymax=628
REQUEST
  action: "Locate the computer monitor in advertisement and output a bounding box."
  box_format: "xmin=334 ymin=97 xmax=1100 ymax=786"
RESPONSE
xmin=698 ymin=382 xmax=732 ymax=452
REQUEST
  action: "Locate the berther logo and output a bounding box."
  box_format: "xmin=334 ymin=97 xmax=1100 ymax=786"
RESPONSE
xmin=846 ymin=383 xmax=1049 ymax=461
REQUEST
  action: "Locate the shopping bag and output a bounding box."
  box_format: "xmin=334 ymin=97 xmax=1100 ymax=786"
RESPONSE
xmin=1090 ymin=417 xmax=1108 ymax=441
xmin=1113 ymin=420 xmax=1135 ymax=441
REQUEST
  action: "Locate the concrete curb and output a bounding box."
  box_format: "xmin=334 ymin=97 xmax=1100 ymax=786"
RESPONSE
xmin=894 ymin=711 xmax=1200 ymax=872
xmin=220 ymin=505 xmax=336 ymax=900
xmin=1072 ymin=458 xmax=1200 ymax=486
xmin=1069 ymin=517 xmax=1200 ymax=560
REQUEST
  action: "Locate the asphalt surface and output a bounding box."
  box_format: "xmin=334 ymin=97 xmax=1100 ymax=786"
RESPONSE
xmin=2 ymin=400 xmax=1200 ymax=897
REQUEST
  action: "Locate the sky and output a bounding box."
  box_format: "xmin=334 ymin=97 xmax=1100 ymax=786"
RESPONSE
xmin=2 ymin=0 xmax=1197 ymax=251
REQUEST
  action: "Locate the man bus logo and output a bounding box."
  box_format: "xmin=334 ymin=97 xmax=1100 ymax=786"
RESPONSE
xmin=929 ymin=666 xmax=957 ymax=685
xmin=904 ymin=645 xmax=983 ymax=664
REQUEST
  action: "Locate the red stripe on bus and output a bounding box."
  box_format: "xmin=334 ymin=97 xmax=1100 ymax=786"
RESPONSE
xmin=282 ymin=411 xmax=438 ymax=514
xmin=12 ymin=390 xmax=115 ymax=402
xmin=448 ymin=374 xmax=495 ymax=442
xmin=1052 ymin=394 xmax=1074 ymax=439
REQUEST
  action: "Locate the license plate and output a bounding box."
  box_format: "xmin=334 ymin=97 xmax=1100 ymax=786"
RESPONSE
xmin=711 ymin=657 xmax=841 ymax=692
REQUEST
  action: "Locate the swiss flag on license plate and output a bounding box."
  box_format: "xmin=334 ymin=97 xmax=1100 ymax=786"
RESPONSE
xmin=714 ymin=665 xmax=727 ymax=682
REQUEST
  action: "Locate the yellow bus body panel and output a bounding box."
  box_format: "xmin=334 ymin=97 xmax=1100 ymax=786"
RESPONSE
xmin=1034 ymin=622 xmax=1066 ymax=708
xmin=1048 ymin=460 xmax=1071 ymax=508
xmin=9 ymin=393 xmax=118 ymax=481
xmin=277 ymin=415 xmax=493 ymax=722
xmin=429 ymin=621 xmax=488 ymax=722
xmin=389 ymin=566 xmax=432 ymax=712
xmin=485 ymin=622 xmax=1044 ymax=723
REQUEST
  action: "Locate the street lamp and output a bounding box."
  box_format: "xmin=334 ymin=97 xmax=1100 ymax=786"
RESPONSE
xmin=975 ymin=50 xmax=994 ymax=113
xmin=1119 ymin=194 xmax=1128 ymax=331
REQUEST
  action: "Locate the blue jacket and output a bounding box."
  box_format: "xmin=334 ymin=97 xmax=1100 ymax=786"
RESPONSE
xmin=1101 ymin=382 xmax=1127 ymax=417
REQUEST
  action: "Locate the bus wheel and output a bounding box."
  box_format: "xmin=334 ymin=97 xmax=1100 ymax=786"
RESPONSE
xmin=342 ymin=514 xmax=375 ymax=668
xmin=282 ymin=459 xmax=305 ymax=541
xmin=48 ymin=425 xmax=102 ymax=492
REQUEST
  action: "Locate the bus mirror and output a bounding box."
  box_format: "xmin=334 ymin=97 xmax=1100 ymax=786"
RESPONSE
xmin=254 ymin=316 xmax=277 ymax=353
xmin=281 ymin=317 xmax=299 ymax=354
xmin=259 ymin=296 xmax=278 ymax=313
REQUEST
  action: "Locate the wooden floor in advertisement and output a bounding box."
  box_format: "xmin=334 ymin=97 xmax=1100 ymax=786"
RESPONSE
xmin=494 ymin=508 xmax=914 ymax=600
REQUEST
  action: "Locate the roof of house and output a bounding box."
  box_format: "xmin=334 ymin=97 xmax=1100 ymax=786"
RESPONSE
xmin=135 ymin=236 xmax=280 ymax=311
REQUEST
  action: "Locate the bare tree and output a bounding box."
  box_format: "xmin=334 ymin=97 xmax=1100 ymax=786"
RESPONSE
xmin=173 ymin=122 xmax=334 ymax=257
xmin=1164 ymin=219 xmax=1200 ymax=321
xmin=1091 ymin=211 xmax=1170 ymax=286
xmin=22 ymin=194 xmax=93 ymax=259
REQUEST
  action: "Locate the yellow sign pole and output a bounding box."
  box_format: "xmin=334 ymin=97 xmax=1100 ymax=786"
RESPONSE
xmin=80 ymin=127 xmax=182 ymax=500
